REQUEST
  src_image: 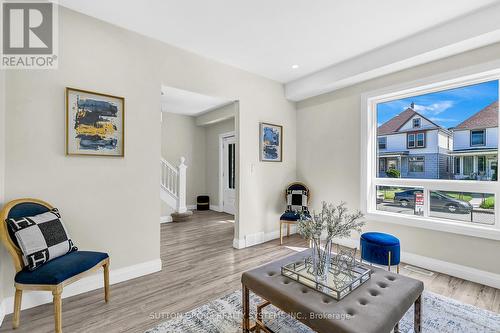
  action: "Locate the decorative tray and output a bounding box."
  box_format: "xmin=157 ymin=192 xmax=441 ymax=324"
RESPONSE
xmin=281 ymin=256 xmax=372 ymax=300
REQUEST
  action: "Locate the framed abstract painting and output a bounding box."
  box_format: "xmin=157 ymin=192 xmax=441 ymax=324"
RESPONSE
xmin=66 ymin=87 xmax=125 ymax=157
xmin=260 ymin=122 xmax=283 ymax=162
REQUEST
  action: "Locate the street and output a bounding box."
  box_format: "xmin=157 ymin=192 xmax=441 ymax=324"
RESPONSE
xmin=377 ymin=201 xmax=495 ymax=225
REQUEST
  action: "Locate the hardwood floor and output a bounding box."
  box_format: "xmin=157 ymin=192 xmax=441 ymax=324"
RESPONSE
xmin=0 ymin=210 xmax=499 ymax=332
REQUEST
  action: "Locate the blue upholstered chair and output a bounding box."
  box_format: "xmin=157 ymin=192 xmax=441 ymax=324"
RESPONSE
xmin=0 ymin=198 xmax=110 ymax=333
xmin=360 ymin=232 xmax=400 ymax=273
xmin=279 ymin=182 xmax=310 ymax=245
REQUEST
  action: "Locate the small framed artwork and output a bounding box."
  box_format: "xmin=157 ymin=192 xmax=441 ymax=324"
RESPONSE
xmin=260 ymin=122 xmax=283 ymax=162
xmin=66 ymin=87 xmax=125 ymax=157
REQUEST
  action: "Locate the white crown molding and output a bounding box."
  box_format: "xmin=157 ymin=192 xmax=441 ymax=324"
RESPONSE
xmin=335 ymin=238 xmax=500 ymax=290
xmin=286 ymin=2 xmax=500 ymax=101
xmin=0 ymin=258 xmax=161 ymax=325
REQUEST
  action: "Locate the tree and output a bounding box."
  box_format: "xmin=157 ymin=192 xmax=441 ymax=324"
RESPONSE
xmin=386 ymin=169 xmax=400 ymax=178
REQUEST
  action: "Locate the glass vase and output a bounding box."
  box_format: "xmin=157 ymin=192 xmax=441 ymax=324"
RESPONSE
xmin=309 ymin=238 xmax=332 ymax=283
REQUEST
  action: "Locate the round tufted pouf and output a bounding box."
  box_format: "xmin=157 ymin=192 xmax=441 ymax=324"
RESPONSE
xmin=360 ymin=232 xmax=400 ymax=271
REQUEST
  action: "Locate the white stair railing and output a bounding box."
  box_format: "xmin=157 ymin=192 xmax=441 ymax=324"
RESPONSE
xmin=160 ymin=157 xmax=188 ymax=213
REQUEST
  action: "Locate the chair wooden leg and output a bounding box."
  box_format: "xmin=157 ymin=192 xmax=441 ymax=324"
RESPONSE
xmin=104 ymin=262 xmax=110 ymax=303
xmin=279 ymin=221 xmax=283 ymax=245
xmin=286 ymin=223 xmax=290 ymax=237
xmin=13 ymin=288 xmax=22 ymax=329
xmin=388 ymin=251 xmax=391 ymax=272
xmin=242 ymin=284 xmax=250 ymax=332
xmin=52 ymin=288 xmax=62 ymax=333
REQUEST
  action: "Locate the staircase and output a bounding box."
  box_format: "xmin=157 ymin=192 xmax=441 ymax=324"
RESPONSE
xmin=160 ymin=157 xmax=192 ymax=221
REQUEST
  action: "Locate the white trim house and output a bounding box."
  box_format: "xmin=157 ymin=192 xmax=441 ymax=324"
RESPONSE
xmin=378 ymin=105 xmax=453 ymax=179
xmin=451 ymin=101 xmax=498 ymax=181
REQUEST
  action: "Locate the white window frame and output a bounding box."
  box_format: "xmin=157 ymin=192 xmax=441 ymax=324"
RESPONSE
xmin=361 ymin=64 xmax=500 ymax=241
xmin=413 ymin=118 xmax=421 ymax=128
xmin=470 ymin=129 xmax=486 ymax=146
xmin=408 ymin=156 xmax=425 ymax=173
xmin=378 ymin=137 xmax=387 ymax=150
xmin=416 ymin=132 xmax=425 ymax=147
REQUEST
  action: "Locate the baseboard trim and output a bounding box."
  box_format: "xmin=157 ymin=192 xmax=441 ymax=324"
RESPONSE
xmin=160 ymin=215 xmax=173 ymax=223
xmin=0 ymin=300 xmax=5 ymax=328
xmin=210 ymin=205 xmax=222 ymax=212
xmin=1 ymin=258 xmax=162 ymax=317
xmin=334 ymin=238 xmax=500 ymax=290
xmin=232 ymin=238 xmax=245 ymax=249
xmin=187 ymin=205 xmax=196 ymax=210
xmin=234 ymin=225 xmax=297 ymax=249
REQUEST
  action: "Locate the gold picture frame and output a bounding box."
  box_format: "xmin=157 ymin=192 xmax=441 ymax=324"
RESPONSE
xmin=259 ymin=122 xmax=283 ymax=162
xmin=66 ymin=87 xmax=125 ymax=157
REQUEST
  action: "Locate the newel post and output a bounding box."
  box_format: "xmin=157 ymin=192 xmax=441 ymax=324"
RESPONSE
xmin=177 ymin=156 xmax=188 ymax=213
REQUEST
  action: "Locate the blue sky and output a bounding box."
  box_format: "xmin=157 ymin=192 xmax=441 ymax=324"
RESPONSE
xmin=377 ymin=80 xmax=498 ymax=129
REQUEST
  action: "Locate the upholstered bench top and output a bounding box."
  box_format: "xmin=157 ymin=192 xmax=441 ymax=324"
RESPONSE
xmin=242 ymin=249 xmax=423 ymax=333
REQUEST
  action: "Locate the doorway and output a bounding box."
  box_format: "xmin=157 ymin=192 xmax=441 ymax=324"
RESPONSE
xmin=220 ymin=132 xmax=236 ymax=215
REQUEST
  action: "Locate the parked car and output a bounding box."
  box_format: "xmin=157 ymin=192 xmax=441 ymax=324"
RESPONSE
xmin=394 ymin=190 xmax=472 ymax=214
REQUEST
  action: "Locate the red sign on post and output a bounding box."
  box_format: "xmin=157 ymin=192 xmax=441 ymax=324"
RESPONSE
xmin=415 ymin=192 xmax=424 ymax=215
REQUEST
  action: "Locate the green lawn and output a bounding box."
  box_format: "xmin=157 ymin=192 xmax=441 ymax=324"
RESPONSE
xmin=480 ymin=197 xmax=495 ymax=209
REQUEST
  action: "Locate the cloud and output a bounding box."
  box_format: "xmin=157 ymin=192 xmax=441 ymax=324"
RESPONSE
xmin=413 ymin=101 xmax=454 ymax=115
xmin=428 ymin=117 xmax=457 ymax=123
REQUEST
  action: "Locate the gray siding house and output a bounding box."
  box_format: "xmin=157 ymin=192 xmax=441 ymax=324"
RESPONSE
xmin=378 ymin=105 xmax=453 ymax=179
xmin=451 ymin=101 xmax=498 ymax=181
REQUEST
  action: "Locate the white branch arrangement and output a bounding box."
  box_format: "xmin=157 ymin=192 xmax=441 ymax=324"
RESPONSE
xmin=298 ymin=202 xmax=365 ymax=277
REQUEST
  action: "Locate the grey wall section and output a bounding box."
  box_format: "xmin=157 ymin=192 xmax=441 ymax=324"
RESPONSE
xmin=3 ymin=7 xmax=296 ymax=300
xmin=296 ymin=42 xmax=500 ymax=275
xmin=205 ymin=118 xmax=235 ymax=206
xmin=161 ymin=113 xmax=207 ymax=206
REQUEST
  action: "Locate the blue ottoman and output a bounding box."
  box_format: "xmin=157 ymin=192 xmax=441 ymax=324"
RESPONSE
xmin=360 ymin=232 xmax=400 ymax=273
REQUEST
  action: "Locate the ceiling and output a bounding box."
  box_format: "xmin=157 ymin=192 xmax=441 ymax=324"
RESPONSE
xmin=60 ymin=0 xmax=498 ymax=83
xmin=161 ymin=86 xmax=232 ymax=116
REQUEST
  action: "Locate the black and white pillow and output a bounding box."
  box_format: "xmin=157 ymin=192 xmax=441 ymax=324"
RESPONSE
xmin=286 ymin=189 xmax=308 ymax=213
xmin=7 ymin=208 xmax=77 ymax=271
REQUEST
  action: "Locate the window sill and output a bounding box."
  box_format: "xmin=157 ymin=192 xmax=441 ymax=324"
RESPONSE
xmin=365 ymin=211 xmax=500 ymax=241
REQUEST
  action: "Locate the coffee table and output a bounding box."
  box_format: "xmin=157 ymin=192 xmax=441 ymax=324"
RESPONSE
xmin=242 ymin=249 xmax=423 ymax=333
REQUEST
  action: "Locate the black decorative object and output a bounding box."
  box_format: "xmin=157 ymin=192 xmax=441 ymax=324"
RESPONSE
xmin=197 ymin=195 xmax=210 ymax=211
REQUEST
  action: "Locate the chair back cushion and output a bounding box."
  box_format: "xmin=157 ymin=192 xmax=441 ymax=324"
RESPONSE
xmin=286 ymin=189 xmax=309 ymax=213
xmin=7 ymin=208 xmax=77 ymax=271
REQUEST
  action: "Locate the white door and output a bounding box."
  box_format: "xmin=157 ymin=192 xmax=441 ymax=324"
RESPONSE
xmin=222 ymin=136 xmax=236 ymax=215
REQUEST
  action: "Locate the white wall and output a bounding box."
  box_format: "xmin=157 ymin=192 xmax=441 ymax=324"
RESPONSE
xmin=399 ymin=115 xmax=434 ymax=131
xmin=383 ymin=130 xmax=439 ymax=153
xmin=0 ymin=69 xmax=5 ymax=315
xmin=196 ymin=103 xmax=235 ymax=126
xmin=296 ymin=42 xmax=500 ymax=276
xmin=205 ymin=118 xmax=235 ymax=206
xmin=438 ymin=131 xmax=451 ymax=150
xmin=2 ymin=6 xmax=296 ymax=302
xmin=161 ymin=112 xmax=207 ymax=206
xmin=453 ymin=128 xmax=498 ymax=150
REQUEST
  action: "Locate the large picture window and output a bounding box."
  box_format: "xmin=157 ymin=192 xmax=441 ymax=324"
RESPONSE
xmin=408 ymin=157 xmax=425 ymax=173
xmin=365 ymin=71 xmax=500 ymax=239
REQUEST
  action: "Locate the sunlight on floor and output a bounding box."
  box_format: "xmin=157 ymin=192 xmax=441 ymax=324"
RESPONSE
xmin=285 ymin=246 xmax=309 ymax=252
xmin=215 ymin=219 xmax=235 ymax=224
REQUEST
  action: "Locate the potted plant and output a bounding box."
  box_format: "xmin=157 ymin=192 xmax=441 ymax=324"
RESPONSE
xmin=298 ymin=202 xmax=365 ymax=282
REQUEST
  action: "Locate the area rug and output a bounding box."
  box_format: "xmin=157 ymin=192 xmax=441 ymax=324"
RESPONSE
xmin=146 ymin=289 xmax=500 ymax=333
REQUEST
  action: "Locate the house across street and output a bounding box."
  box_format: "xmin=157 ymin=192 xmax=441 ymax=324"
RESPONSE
xmin=378 ymin=101 xmax=498 ymax=181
